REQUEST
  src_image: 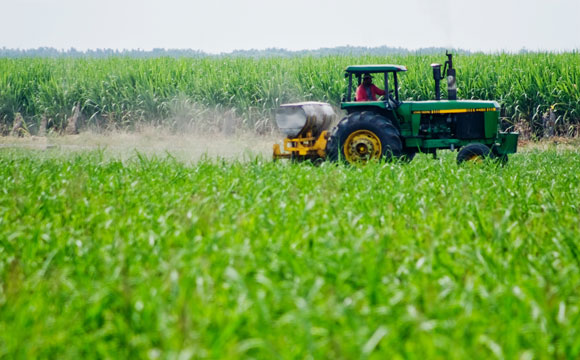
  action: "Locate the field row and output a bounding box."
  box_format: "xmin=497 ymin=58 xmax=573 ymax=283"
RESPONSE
xmin=1 ymin=53 xmax=579 ymax=135
xmin=1 ymin=148 xmax=580 ymax=358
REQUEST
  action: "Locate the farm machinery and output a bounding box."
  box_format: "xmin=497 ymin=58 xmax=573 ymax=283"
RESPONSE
xmin=273 ymin=53 xmax=519 ymax=164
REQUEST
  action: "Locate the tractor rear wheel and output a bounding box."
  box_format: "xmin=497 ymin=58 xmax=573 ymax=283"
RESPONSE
xmin=326 ymin=112 xmax=402 ymax=164
xmin=457 ymin=143 xmax=494 ymax=164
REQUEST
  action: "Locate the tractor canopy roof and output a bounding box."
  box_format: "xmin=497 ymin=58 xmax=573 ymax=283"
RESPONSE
xmin=345 ymin=64 xmax=407 ymax=74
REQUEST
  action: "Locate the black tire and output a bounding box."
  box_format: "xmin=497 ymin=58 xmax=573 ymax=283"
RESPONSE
xmin=401 ymin=149 xmax=417 ymax=162
xmin=457 ymin=143 xmax=494 ymax=164
xmin=326 ymin=111 xmax=402 ymax=164
xmin=491 ymin=147 xmax=509 ymax=165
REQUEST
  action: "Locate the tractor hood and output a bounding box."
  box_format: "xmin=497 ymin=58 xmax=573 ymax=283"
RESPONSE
xmin=404 ymin=100 xmax=499 ymax=112
xmin=396 ymin=100 xmax=500 ymax=118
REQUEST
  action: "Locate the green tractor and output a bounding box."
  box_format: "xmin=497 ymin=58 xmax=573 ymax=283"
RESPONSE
xmin=273 ymin=52 xmax=518 ymax=164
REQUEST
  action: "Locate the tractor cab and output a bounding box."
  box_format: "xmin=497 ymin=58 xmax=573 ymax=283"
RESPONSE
xmin=342 ymin=65 xmax=407 ymax=112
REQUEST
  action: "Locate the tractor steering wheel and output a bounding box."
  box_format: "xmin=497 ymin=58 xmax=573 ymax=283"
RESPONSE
xmin=387 ymin=90 xmax=398 ymax=107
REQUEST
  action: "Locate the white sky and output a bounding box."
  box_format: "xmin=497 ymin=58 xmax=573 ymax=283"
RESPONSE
xmin=1 ymin=0 xmax=579 ymax=53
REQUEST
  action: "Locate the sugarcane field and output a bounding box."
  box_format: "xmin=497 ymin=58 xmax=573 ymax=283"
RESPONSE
xmin=1 ymin=1 xmax=580 ymax=358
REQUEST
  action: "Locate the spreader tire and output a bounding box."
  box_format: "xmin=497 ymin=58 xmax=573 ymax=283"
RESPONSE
xmin=326 ymin=111 xmax=402 ymax=164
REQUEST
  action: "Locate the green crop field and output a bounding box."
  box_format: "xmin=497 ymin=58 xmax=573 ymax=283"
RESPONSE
xmin=1 ymin=147 xmax=580 ymax=359
xmin=1 ymin=53 xmax=579 ymax=135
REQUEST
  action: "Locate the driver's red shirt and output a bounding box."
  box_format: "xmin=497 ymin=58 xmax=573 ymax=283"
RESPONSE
xmin=355 ymin=84 xmax=386 ymax=101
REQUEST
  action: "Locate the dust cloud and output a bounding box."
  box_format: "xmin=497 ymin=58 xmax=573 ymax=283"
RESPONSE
xmin=0 ymin=127 xmax=280 ymax=163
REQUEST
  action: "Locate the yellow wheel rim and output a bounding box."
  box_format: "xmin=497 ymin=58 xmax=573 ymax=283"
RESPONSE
xmin=344 ymin=130 xmax=382 ymax=163
xmin=466 ymin=154 xmax=483 ymax=163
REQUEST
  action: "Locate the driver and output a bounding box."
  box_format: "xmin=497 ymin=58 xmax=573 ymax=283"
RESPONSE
xmin=355 ymin=73 xmax=386 ymax=101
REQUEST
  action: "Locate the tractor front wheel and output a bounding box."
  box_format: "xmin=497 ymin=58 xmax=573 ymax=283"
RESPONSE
xmin=492 ymin=147 xmax=509 ymax=165
xmin=457 ymin=143 xmax=494 ymax=164
xmin=326 ymin=112 xmax=402 ymax=164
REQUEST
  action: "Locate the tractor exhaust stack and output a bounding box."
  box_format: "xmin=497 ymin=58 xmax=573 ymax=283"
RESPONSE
xmin=432 ymin=52 xmax=457 ymax=101
xmin=444 ymin=51 xmax=457 ymax=100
